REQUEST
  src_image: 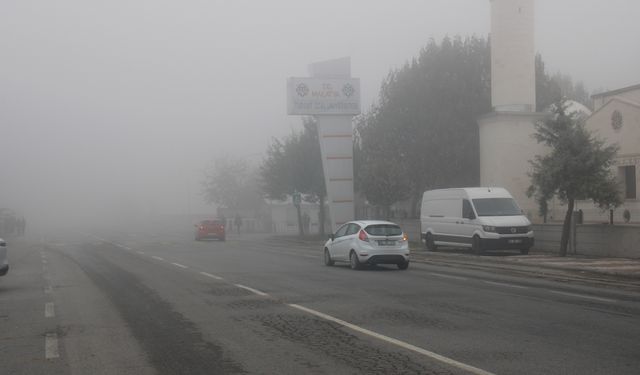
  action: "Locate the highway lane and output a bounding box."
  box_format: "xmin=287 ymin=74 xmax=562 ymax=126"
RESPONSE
xmin=2 ymin=229 xmax=639 ymax=374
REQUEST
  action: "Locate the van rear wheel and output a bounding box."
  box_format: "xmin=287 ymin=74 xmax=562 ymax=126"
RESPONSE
xmin=425 ymin=233 xmax=437 ymax=251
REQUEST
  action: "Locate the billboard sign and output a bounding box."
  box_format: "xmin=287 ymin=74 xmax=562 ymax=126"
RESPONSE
xmin=287 ymin=77 xmax=361 ymax=115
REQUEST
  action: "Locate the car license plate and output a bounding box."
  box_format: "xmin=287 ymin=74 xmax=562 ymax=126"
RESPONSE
xmin=378 ymin=240 xmax=395 ymax=246
xmin=508 ymin=239 xmax=523 ymax=244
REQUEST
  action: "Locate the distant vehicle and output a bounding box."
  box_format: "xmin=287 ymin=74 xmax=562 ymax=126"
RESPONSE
xmin=420 ymin=187 xmax=534 ymax=255
xmin=194 ymin=220 xmax=226 ymax=241
xmin=323 ymin=220 xmax=410 ymax=270
xmin=0 ymin=238 xmax=8 ymax=276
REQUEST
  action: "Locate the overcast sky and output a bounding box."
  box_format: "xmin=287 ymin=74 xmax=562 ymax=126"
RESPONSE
xmin=1 ymin=0 xmax=639 ymax=229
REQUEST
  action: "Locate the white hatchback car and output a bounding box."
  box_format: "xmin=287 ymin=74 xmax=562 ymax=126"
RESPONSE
xmin=323 ymin=220 xmax=410 ymax=270
xmin=0 ymin=238 xmax=8 ymax=277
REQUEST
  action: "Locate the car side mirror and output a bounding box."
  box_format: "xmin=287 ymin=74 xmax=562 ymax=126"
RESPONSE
xmin=328 ymin=234 xmax=335 ymax=241
xmin=468 ymin=212 xmax=476 ymax=220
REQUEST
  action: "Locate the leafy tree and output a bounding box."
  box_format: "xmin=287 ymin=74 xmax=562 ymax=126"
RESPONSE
xmin=357 ymin=36 xmax=491 ymax=216
xmin=536 ymin=54 xmax=592 ymax=111
xmin=202 ymin=157 xmax=262 ymax=212
xmin=527 ymin=99 xmax=621 ymax=256
xmin=260 ymin=117 xmax=327 ymax=235
xmin=356 ymin=37 xmax=590 ymax=218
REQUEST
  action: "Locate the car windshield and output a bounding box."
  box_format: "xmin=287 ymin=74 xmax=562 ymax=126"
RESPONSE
xmin=472 ymin=198 xmax=522 ymax=216
xmin=364 ymin=224 xmax=402 ymax=236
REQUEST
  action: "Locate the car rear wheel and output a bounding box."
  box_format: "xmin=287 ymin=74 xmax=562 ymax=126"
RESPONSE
xmin=349 ymin=251 xmax=361 ymax=270
xmin=324 ymin=248 xmax=334 ymax=266
xmin=520 ymin=247 xmax=530 ymax=255
xmin=397 ymin=260 xmax=409 ymax=270
xmin=425 ymin=233 xmax=437 ymax=251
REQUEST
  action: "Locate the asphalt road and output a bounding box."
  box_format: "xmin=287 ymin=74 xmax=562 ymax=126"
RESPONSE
xmin=1 ymin=228 xmax=639 ymax=375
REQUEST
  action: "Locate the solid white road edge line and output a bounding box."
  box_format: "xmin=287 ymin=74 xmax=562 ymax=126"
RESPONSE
xmin=550 ymin=290 xmax=617 ymax=303
xmin=151 ymin=256 xmax=164 ymax=261
xmin=45 ymin=333 xmax=59 ymax=359
xmin=171 ymin=262 xmax=188 ymax=269
xmin=483 ymin=280 xmax=529 ymax=289
xmin=45 ymin=302 xmax=55 ymax=318
xmin=199 ymin=272 xmax=223 ymax=280
xmin=288 ymin=303 xmax=495 ymax=375
xmin=235 ymin=284 xmax=269 ymax=297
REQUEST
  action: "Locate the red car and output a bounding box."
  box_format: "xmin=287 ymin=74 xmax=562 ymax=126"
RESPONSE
xmin=194 ymin=219 xmax=226 ymax=241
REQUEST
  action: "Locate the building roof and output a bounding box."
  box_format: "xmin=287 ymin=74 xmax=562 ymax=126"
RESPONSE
xmin=591 ymin=83 xmax=640 ymax=99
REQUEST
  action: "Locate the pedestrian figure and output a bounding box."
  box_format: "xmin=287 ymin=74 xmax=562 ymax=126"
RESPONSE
xmin=234 ymin=214 xmax=242 ymax=235
xmin=302 ymin=212 xmax=311 ymax=235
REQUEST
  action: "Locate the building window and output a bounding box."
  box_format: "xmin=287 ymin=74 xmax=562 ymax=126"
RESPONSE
xmin=611 ymin=110 xmax=623 ymax=131
xmin=622 ymin=165 xmax=636 ymax=199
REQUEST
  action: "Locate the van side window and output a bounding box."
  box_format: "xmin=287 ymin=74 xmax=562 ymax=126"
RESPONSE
xmin=463 ymin=199 xmax=475 ymax=219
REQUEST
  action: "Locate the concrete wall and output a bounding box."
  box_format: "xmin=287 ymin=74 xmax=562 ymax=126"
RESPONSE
xmin=533 ymin=223 xmax=640 ymax=258
xmin=397 ymin=218 xmax=640 ymax=259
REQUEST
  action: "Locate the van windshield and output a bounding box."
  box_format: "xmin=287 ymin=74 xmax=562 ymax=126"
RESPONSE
xmin=472 ymin=198 xmax=521 ymax=216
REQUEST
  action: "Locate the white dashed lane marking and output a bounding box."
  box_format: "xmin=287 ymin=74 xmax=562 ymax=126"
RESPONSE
xmin=483 ymin=280 xmax=529 ymax=289
xmin=136 ymin=251 xmax=145 ymax=255
xmin=45 ymin=302 xmax=55 ymax=318
xmin=151 ymin=256 xmax=164 ymax=261
xmin=45 ymin=334 xmax=59 ymax=359
xmin=430 ymin=272 xmax=468 ymax=281
xmin=199 ymin=272 xmax=223 ymax=280
xmin=171 ymin=262 xmax=188 ymax=269
xmin=550 ymin=290 xmax=617 ymax=303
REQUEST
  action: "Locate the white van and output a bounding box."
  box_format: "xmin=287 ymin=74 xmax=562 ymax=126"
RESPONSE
xmin=420 ymin=187 xmax=534 ymax=254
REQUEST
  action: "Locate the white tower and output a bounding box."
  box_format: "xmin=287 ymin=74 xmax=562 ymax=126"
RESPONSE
xmin=478 ymin=0 xmax=546 ymax=221
xmin=490 ymin=0 xmax=536 ymax=111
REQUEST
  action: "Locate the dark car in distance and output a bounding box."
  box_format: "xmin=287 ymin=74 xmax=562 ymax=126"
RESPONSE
xmin=194 ymin=219 xmax=226 ymax=241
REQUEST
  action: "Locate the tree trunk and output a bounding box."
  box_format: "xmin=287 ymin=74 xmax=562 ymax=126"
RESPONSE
xmin=318 ymin=194 xmax=325 ymax=237
xmin=296 ymin=204 xmax=303 ymax=236
xmin=560 ymin=198 xmax=574 ymax=257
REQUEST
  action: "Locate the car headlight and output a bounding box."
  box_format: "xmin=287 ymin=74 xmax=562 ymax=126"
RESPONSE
xmin=482 ymin=225 xmax=496 ymax=233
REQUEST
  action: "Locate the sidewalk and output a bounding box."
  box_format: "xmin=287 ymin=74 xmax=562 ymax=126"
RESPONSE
xmin=267 ymin=234 xmax=640 ymax=282
xmin=410 ymin=248 xmax=640 ymax=283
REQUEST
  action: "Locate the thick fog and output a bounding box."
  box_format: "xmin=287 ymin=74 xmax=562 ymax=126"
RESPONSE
xmin=1 ymin=0 xmax=639 ymax=232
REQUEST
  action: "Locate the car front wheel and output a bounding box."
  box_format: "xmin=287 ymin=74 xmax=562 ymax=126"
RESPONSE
xmin=349 ymin=251 xmax=361 ymax=270
xmin=472 ymin=235 xmax=483 ymax=255
xmin=324 ymin=248 xmax=334 ymax=266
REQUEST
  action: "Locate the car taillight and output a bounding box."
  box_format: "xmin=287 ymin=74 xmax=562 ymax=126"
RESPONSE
xmin=358 ymin=229 xmax=369 ymax=242
xmin=199 ymin=226 xmax=204 ymax=230
xmin=402 ymin=232 xmax=408 ymax=241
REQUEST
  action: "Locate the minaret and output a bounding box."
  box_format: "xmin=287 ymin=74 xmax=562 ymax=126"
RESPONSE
xmin=490 ymin=0 xmax=536 ymax=112
xmin=478 ymin=0 xmax=546 ymax=221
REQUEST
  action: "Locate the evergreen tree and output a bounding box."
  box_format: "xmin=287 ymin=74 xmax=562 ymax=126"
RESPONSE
xmin=527 ymin=99 xmax=620 ymax=256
